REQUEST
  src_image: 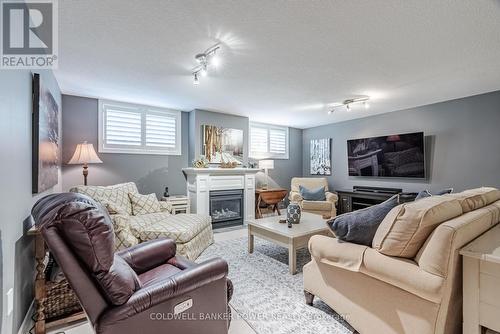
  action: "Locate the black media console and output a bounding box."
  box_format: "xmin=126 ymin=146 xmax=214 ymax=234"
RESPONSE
xmin=336 ymin=186 xmax=417 ymax=214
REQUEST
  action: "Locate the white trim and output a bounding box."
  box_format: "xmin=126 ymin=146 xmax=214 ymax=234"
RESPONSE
xmin=249 ymin=121 xmax=289 ymax=159
xmin=98 ymin=99 xmax=182 ymax=155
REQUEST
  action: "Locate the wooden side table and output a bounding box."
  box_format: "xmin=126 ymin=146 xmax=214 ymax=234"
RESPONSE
xmin=161 ymin=195 xmax=190 ymax=214
xmin=255 ymin=188 xmax=288 ymax=219
xmin=460 ymin=224 xmax=500 ymax=334
xmin=28 ymin=226 xmax=86 ymax=334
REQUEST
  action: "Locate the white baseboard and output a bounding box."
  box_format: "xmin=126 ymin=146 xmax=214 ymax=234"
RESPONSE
xmin=18 ymin=300 xmax=34 ymax=334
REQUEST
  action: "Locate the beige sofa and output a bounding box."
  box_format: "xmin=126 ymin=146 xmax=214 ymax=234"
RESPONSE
xmin=304 ymin=187 xmax=500 ymax=334
xmin=289 ymin=177 xmax=338 ymax=218
xmin=71 ymin=182 xmax=214 ymax=260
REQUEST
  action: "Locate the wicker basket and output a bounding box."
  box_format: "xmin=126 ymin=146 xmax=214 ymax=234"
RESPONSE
xmin=45 ymin=279 xmax=82 ymax=320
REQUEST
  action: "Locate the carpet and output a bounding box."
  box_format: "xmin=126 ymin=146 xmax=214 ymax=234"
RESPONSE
xmin=198 ymin=237 xmax=356 ymax=334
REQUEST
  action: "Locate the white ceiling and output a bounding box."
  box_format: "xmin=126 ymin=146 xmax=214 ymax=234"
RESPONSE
xmin=56 ymin=0 xmax=500 ymax=129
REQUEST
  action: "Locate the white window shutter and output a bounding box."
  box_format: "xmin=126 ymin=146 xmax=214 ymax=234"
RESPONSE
xmin=250 ymin=126 xmax=268 ymax=153
xmin=98 ymin=100 xmax=182 ymax=155
xmin=269 ymin=128 xmax=287 ymax=155
xmin=249 ymin=122 xmax=289 ymax=159
xmin=145 ymin=112 xmax=177 ymax=148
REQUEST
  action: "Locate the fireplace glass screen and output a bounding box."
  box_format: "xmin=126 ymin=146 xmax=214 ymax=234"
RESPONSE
xmin=209 ymin=189 xmax=244 ymax=228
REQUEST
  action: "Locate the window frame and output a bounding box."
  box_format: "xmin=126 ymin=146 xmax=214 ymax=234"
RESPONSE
xmin=249 ymin=122 xmax=289 ymax=160
xmin=98 ymin=99 xmax=182 ymax=155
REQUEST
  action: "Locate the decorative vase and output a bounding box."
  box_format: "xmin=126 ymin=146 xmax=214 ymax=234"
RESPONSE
xmin=287 ymin=203 xmax=301 ymax=224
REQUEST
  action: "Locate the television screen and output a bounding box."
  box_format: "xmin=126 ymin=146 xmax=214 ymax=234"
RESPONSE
xmin=347 ymin=132 xmax=425 ymax=178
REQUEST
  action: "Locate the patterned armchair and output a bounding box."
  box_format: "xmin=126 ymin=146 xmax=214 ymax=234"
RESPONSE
xmin=71 ymin=182 xmax=214 ymax=260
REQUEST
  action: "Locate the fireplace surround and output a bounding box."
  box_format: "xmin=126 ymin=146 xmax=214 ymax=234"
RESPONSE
xmin=183 ymin=167 xmax=259 ymax=227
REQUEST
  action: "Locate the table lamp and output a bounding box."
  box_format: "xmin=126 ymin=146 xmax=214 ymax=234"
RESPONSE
xmin=259 ymin=159 xmax=274 ymax=189
xmin=68 ymin=141 xmax=103 ymax=185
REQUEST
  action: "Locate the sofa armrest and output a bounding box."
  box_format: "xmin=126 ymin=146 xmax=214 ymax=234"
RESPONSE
xmin=360 ymin=248 xmax=444 ymax=303
xmin=117 ymin=238 xmax=176 ymax=274
xmin=309 ymin=235 xmax=368 ymax=272
xmin=289 ymin=191 xmax=303 ymax=203
xmin=325 ymin=192 xmax=338 ymax=204
xmin=159 ymin=201 xmax=173 ymax=213
xmin=167 ymin=254 xmax=197 ymax=270
xmin=98 ymin=258 xmax=228 ymax=325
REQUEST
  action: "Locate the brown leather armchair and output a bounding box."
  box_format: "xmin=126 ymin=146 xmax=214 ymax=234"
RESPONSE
xmin=31 ymin=193 xmax=232 ymax=334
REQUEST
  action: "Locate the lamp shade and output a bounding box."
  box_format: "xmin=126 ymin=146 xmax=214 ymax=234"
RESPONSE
xmin=68 ymin=141 xmax=103 ymax=165
xmin=258 ymin=159 xmax=274 ymax=170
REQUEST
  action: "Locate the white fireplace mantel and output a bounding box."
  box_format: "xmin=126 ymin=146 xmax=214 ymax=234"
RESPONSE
xmin=182 ymin=168 xmax=260 ymax=223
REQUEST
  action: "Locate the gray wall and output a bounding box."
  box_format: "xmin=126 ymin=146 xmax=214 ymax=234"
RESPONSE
xmin=0 ymin=70 xmax=62 ymax=334
xmin=61 ymin=95 xmax=190 ymax=197
xmin=188 ymin=109 xmax=250 ymax=166
xmin=302 ymin=91 xmax=500 ymax=193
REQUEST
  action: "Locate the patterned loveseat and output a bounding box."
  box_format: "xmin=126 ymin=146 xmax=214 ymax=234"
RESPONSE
xmin=70 ymin=182 xmax=214 ymax=260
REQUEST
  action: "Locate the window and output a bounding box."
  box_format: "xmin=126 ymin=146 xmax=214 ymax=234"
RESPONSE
xmin=250 ymin=122 xmax=289 ymax=159
xmin=98 ymin=100 xmax=181 ymax=155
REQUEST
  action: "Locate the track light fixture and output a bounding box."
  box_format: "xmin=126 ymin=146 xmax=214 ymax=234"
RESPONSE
xmin=192 ymin=43 xmax=221 ymax=85
xmin=328 ymin=96 xmax=370 ymax=114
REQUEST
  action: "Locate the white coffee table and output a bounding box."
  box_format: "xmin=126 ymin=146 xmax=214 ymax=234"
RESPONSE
xmin=247 ymin=212 xmax=331 ymax=274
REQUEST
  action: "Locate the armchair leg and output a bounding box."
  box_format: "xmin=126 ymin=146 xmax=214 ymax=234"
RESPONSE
xmin=304 ymin=290 xmax=315 ymax=306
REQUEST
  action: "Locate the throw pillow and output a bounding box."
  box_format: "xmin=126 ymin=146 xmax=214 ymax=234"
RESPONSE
xmin=128 ymin=193 xmax=162 ymax=216
xmin=299 ymin=185 xmax=326 ymax=201
xmin=415 ymin=188 xmax=454 ymax=200
xmin=415 ymin=190 xmax=432 ymax=200
xmin=447 ymin=187 xmax=500 ymax=213
xmin=372 ymin=196 xmax=463 ymax=258
xmin=103 ymin=201 xmax=129 ymax=215
xmin=327 ymin=194 xmax=400 ymax=246
xmin=436 ymin=188 xmax=454 ymax=195
xmin=112 ymin=215 xmax=140 ymax=251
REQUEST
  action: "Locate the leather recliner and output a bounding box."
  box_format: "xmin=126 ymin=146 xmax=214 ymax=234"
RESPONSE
xmin=31 ymin=192 xmax=232 ymax=334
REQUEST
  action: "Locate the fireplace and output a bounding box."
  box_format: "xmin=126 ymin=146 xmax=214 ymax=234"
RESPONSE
xmin=209 ymin=189 xmax=244 ymax=228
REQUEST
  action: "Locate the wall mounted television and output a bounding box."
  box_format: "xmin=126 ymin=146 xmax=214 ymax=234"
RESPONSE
xmin=347 ymin=132 xmax=425 ymax=178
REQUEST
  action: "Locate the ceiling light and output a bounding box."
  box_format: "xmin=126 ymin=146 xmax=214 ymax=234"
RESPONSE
xmin=211 ymin=54 xmax=221 ymax=67
xmin=200 ymin=66 xmax=208 ymax=77
xmin=327 ymin=96 xmax=371 ymax=115
xmin=195 ymin=53 xmax=207 ymax=64
xmin=191 ymin=43 xmax=221 ymax=84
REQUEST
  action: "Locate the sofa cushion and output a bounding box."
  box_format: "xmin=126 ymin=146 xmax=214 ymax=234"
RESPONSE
xmin=373 ymin=196 xmax=463 ymax=258
xmin=327 ymin=195 xmax=399 ymax=246
xmin=302 ymin=200 xmax=332 ymax=211
xmin=446 ymin=187 xmax=500 ymax=213
xmin=71 ymin=182 xmax=138 ymax=215
xmin=299 ymin=185 xmax=326 ymax=201
xmin=129 ymin=193 xmax=162 ymax=215
xmin=128 ymin=213 xmax=212 ymax=244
